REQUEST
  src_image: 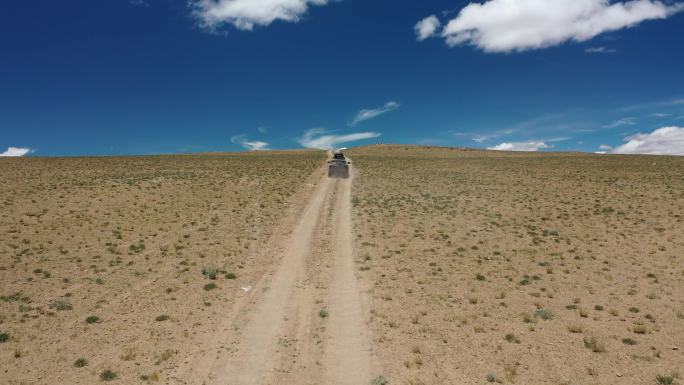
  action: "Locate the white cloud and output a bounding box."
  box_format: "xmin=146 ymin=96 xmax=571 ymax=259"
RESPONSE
xmin=487 ymin=141 xmax=552 ymax=152
xmin=611 ymin=126 xmax=684 ymax=155
xmin=298 ymin=128 xmax=381 ymax=150
xmin=585 ymin=46 xmax=617 ymax=53
xmin=351 ymin=101 xmax=400 ymax=126
xmin=415 ymin=15 xmax=441 ymax=41
xmin=231 ymin=135 xmax=270 ymax=151
xmin=437 ymin=0 xmax=684 ymax=53
xmin=192 ymin=0 xmax=330 ymax=31
xmin=257 ymin=126 xmax=268 ymax=133
xmin=602 ymin=117 xmax=636 ymax=128
xmin=599 ymin=144 xmax=613 ymax=150
xmin=0 ymin=147 xmax=33 ymax=157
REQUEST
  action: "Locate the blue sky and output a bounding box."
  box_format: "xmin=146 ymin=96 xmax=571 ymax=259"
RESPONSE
xmin=1 ymin=0 xmax=684 ymax=156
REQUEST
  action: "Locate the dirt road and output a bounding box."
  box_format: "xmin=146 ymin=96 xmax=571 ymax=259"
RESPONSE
xmin=174 ymin=161 xmax=377 ymax=385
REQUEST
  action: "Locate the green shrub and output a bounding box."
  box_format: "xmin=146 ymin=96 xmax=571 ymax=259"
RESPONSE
xmin=534 ymin=308 xmax=554 ymax=320
xmin=50 ymin=299 xmax=73 ymax=311
xmin=202 ymin=266 xmax=217 ymax=280
xmin=100 ymin=370 xmax=117 ymax=381
xmin=74 ymin=358 xmax=88 ymax=367
xmin=85 ymin=316 xmax=100 ymax=324
xmin=203 ymin=283 xmax=217 ymax=291
xmin=155 ymin=314 xmax=169 ymax=322
xmin=656 ymin=375 xmax=674 ymax=385
xmin=0 ymin=332 xmax=9 ymax=343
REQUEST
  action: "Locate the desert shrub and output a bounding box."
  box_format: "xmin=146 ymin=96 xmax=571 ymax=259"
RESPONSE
xmin=74 ymin=358 xmax=88 ymax=367
xmin=120 ymin=347 xmax=136 ymax=361
xmin=0 ymin=332 xmax=9 ymax=343
xmin=85 ymin=316 xmax=100 ymax=324
xmin=534 ymin=308 xmax=554 ymax=320
xmin=622 ymin=338 xmax=637 ymax=345
xmin=371 ymin=376 xmax=388 ymax=385
xmin=656 ymin=375 xmax=674 ymax=385
xmin=583 ymin=336 xmax=606 ymax=353
xmin=504 ymin=333 xmax=520 ymax=343
xmin=319 ymin=309 xmax=329 ymax=318
xmin=476 ymin=273 xmax=486 ymax=281
xmin=225 ymin=272 xmax=237 ymax=279
xmin=155 ymin=350 xmax=174 ymax=365
xmin=140 ymin=372 xmax=160 ymax=382
xmin=202 ymin=266 xmax=217 ymax=280
xmin=567 ymin=324 xmax=584 ymax=333
xmin=155 ymin=314 xmax=169 ymax=322
xmin=203 ymin=283 xmax=217 ymax=291
xmin=100 ymin=370 xmax=117 ymax=381
xmin=50 ymin=299 xmax=73 ymax=311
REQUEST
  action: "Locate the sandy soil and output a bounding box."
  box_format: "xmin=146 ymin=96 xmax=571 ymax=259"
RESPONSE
xmin=172 ymin=159 xmax=377 ymax=385
xmin=348 ymin=145 xmax=683 ymax=385
xmin=0 ymin=152 xmax=326 ymax=384
xmin=3 ymin=145 xmax=682 ymax=385
xmin=1 ymin=152 xmax=379 ymax=385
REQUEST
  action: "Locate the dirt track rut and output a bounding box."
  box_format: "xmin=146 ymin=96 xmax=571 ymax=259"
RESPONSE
xmin=175 ymin=162 xmax=376 ymax=385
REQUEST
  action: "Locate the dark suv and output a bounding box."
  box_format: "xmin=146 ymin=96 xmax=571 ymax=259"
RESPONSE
xmin=328 ymin=152 xmax=350 ymax=178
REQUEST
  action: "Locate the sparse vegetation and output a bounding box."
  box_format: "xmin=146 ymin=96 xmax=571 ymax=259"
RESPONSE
xmin=656 ymin=375 xmax=675 ymax=385
xmin=202 ymin=266 xmax=217 ymax=280
xmin=50 ymin=299 xmax=73 ymax=311
xmin=583 ymin=336 xmax=607 ymax=353
xmin=100 ymin=370 xmax=117 ymax=381
xmin=348 ymin=145 xmax=684 ymax=385
xmin=0 ymin=151 xmax=326 ymax=383
xmin=74 ymin=358 xmax=88 ymax=367
xmin=534 ymin=308 xmax=554 ymax=321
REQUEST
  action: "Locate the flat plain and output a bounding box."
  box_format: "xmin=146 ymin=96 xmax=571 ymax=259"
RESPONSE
xmin=2 ymin=146 xmax=683 ymax=385
xmin=348 ymin=145 xmax=684 ymax=385
xmin=0 ymin=151 xmax=324 ymax=384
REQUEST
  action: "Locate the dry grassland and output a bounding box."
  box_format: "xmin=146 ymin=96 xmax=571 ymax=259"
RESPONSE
xmin=349 ymin=145 xmax=683 ymax=385
xmin=0 ymin=151 xmax=324 ymax=384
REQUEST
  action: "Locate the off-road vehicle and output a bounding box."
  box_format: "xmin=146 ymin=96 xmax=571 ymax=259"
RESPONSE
xmin=328 ymin=152 xmax=350 ymax=178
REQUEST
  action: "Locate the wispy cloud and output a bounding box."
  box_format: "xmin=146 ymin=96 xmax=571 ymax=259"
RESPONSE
xmin=129 ymin=0 xmax=150 ymax=7
xmin=602 ymin=117 xmax=636 ymax=128
xmin=425 ymin=0 xmax=684 ymax=53
xmin=0 ymin=147 xmax=33 ymax=157
xmin=350 ymin=101 xmax=400 ymax=126
xmin=585 ymin=46 xmax=617 ymax=54
xmin=257 ymin=126 xmax=268 ymax=134
xmin=617 ymin=97 xmax=684 ymax=112
xmin=611 ymin=126 xmax=684 ymax=155
xmin=415 ymin=15 xmax=441 ymax=41
xmin=651 ymin=113 xmax=670 ymax=118
xmin=230 ymin=135 xmax=270 ymax=151
xmin=298 ymin=128 xmax=381 ymax=150
xmin=487 ymin=141 xmax=552 ymax=152
xmin=191 ymin=0 xmax=331 ymax=31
